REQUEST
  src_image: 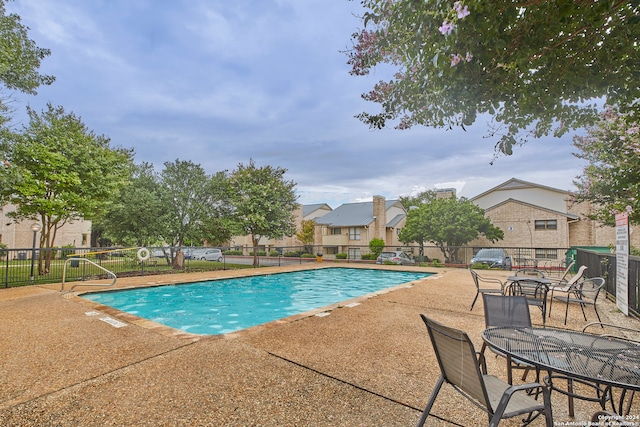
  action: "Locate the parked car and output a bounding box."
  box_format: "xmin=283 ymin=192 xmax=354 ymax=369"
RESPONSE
xmin=376 ymin=251 xmax=416 ymax=266
xmin=470 ymin=248 xmax=512 ymax=270
xmin=199 ymin=248 xmax=223 ymax=262
xmin=187 ymin=248 xmax=205 ymax=259
xmin=153 ymin=249 xmax=168 ymax=258
xmin=181 ymin=248 xmax=199 ymax=259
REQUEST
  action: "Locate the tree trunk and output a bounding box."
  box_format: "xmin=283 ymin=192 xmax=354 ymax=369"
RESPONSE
xmin=252 ymin=235 xmax=259 ymax=267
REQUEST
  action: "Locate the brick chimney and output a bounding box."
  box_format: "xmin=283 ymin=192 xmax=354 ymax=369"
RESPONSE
xmin=373 ymin=195 xmax=386 ymax=239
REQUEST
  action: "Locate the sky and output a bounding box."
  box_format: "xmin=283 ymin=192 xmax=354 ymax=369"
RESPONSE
xmin=6 ymin=0 xmax=586 ymax=208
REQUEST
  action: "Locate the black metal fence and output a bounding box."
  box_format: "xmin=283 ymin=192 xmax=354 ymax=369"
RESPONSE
xmin=576 ymin=248 xmax=640 ymax=318
xmin=1 ymin=244 xmax=572 ymax=289
xmin=0 ymin=246 xmax=231 ymax=288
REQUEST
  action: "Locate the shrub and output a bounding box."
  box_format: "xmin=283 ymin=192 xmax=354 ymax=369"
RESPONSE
xmin=361 ymin=253 xmax=377 ymax=260
xmin=431 ymin=259 xmax=443 ymax=267
xmin=223 ymin=250 xmax=243 ymax=255
xmin=335 ymin=253 xmax=348 ymax=259
xmin=368 ymin=238 xmax=385 ymax=259
xmin=301 ymin=253 xmax=315 ymax=258
xmin=284 ymin=251 xmax=303 ymax=257
xmin=269 ymin=250 xmax=281 ymax=256
xmin=470 ymin=262 xmax=490 ymax=270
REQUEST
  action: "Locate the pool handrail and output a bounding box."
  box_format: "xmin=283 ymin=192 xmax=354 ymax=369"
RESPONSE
xmin=61 ymin=257 xmax=117 ymax=291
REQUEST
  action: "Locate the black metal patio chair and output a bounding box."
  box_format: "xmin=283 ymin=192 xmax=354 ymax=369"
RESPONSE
xmin=481 ymin=294 xmax=536 ymax=385
xmin=553 ymin=277 xmax=605 ymax=325
xmin=417 ymin=315 xmax=552 ymax=427
xmin=469 ymin=268 xmax=505 ymax=311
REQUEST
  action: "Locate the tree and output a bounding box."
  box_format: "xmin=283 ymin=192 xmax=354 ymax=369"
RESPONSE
xmin=158 ymin=159 xmax=213 ymax=257
xmin=398 ymin=190 xmax=436 ymax=211
xmin=296 ymin=219 xmax=316 ymax=254
xmin=0 ymin=0 xmax=55 ymax=128
xmin=398 ymin=196 xmax=503 ymax=263
xmin=572 ymin=108 xmax=640 ymax=225
xmin=200 ymin=171 xmax=234 ymax=246
xmin=0 ymin=104 xmax=133 ymax=273
xmin=97 ymin=162 xmax=163 ymax=246
xmin=347 ymin=1 xmax=639 ymax=156
xmin=398 ymin=190 xmax=437 ymax=258
xmin=227 ymin=159 xmax=299 ymax=267
xmin=368 ymin=237 xmax=385 ymax=259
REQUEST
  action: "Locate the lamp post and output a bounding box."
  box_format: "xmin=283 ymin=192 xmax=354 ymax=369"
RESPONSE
xmin=30 ymin=223 xmax=41 ymax=284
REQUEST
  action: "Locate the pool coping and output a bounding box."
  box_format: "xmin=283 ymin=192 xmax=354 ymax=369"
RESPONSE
xmin=66 ymin=264 xmax=439 ymax=341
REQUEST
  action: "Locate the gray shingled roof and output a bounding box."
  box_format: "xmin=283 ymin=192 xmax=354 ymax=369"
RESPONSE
xmin=315 ymin=200 xmax=401 ymax=227
xmin=387 ymin=213 xmax=405 ymax=228
xmin=303 ymin=203 xmax=331 ymax=217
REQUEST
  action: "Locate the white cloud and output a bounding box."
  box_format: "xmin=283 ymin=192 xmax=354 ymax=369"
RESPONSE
xmin=6 ymin=0 xmax=586 ymax=209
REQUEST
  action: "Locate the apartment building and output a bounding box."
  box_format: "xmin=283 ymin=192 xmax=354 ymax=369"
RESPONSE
xmin=468 ymin=178 xmax=639 ymax=260
xmin=0 ymin=204 xmax=92 ymax=250
xmin=228 ymin=203 xmax=333 ymax=251
xmin=314 ymin=196 xmax=407 ymax=259
xmin=228 ymin=177 xmax=635 ymax=262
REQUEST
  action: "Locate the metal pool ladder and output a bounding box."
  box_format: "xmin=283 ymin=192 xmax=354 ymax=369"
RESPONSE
xmin=61 ymin=257 xmax=117 ymax=292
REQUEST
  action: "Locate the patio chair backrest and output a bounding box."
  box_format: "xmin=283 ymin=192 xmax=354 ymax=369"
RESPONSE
xmin=482 ymin=294 xmax=532 ymax=328
xmin=556 ymin=260 xmax=576 ymax=282
xmin=576 ymin=277 xmax=605 ymax=302
xmin=470 ymin=268 xmax=480 ymax=287
xmin=420 ymin=315 xmax=490 ymax=409
xmin=583 ymin=322 xmax=640 ymax=343
xmin=469 ymin=268 xmax=503 ymax=289
xmin=566 ymin=265 xmax=588 ymax=285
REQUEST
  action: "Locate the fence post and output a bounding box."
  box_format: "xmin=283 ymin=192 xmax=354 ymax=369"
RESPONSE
xmin=4 ymin=251 xmax=8 ymax=288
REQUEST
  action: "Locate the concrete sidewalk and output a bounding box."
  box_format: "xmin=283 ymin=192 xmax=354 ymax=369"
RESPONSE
xmin=0 ymin=265 xmax=638 ymax=426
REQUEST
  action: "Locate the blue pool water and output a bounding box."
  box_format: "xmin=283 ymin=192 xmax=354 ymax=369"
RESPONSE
xmin=82 ymin=268 xmax=431 ymax=335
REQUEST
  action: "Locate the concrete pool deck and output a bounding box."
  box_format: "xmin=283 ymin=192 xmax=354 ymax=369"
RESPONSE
xmin=1 ymin=264 xmax=638 ymax=426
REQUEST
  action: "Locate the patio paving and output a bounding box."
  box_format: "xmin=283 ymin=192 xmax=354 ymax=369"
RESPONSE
xmin=0 ymin=265 xmax=638 ymax=426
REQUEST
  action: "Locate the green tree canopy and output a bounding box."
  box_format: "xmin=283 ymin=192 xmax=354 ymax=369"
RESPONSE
xmin=0 ymin=0 xmax=54 ymax=127
xmin=572 ymin=108 xmax=640 ymax=225
xmin=0 ymin=103 xmax=133 ymax=272
xmin=368 ymin=237 xmax=385 ymax=258
xmin=97 ymin=162 xmax=163 ymax=247
xmin=399 ymin=190 xmax=437 ymax=211
xmin=398 ymin=196 xmax=503 ymax=263
xmin=226 ymin=159 xmax=299 ymax=266
xmin=398 ymin=190 xmax=437 ymax=258
xmin=296 ymin=219 xmax=316 ymax=253
xmin=200 ymin=170 xmax=235 ymax=246
xmin=158 ymin=159 xmax=213 ymax=252
xmin=96 ymin=163 xmax=234 ymax=251
xmin=348 ymin=0 xmax=639 ymax=156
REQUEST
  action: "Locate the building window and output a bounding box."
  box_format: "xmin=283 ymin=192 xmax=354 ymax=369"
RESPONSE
xmin=82 ymin=234 xmax=88 ymax=245
xmin=349 ymin=227 xmax=360 ymax=240
xmin=330 ymin=227 xmax=341 ymax=235
xmin=535 ymin=249 xmax=558 ymax=259
xmin=535 ymin=219 xmax=557 ymax=230
xmin=348 ymin=247 xmax=361 ymax=260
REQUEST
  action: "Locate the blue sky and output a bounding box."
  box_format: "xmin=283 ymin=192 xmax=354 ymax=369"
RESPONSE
xmin=7 ymin=0 xmax=585 ymax=208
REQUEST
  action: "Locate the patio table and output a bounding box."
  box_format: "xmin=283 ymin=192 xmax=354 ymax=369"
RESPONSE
xmin=482 ymin=326 xmax=640 ymax=417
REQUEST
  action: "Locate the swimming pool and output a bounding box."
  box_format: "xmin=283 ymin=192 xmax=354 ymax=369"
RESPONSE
xmin=82 ymin=268 xmax=431 ymax=335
